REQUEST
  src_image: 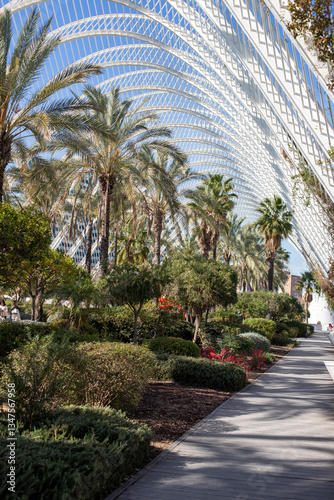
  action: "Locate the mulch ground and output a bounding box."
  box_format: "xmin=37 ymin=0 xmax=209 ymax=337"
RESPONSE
xmin=127 ymin=345 xmax=293 ymax=459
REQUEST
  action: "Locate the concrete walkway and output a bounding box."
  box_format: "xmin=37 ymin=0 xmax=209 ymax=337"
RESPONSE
xmin=107 ymin=331 xmax=334 ymax=500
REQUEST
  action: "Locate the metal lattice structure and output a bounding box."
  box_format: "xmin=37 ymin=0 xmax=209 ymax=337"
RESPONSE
xmin=1 ymin=0 xmax=334 ymax=271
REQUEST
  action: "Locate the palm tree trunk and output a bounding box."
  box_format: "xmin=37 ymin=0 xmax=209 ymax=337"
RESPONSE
xmin=224 ymin=252 xmax=231 ymax=265
xmin=267 ymin=255 xmax=275 ymax=292
xmin=99 ymin=173 xmax=115 ymax=275
xmin=213 ymin=241 xmax=217 ymax=260
xmin=305 ymin=302 xmax=309 ymax=324
xmin=85 ymin=219 xmax=93 ymax=274
xmin=0 ymin=137 xmax=11 ymax=203
xmin=153 ymin=208 xmax=163 ymax=265
xmin=113 ymin=226 xmax=118 ymax=268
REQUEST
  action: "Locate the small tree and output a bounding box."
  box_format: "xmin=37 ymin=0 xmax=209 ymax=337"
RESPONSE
xmin=163 ymin=256 xmax=238 ymax=342
xmin=100 ymin=263 xmax=164 ymax=344
xmin=0 ymin=204 xmax=51 ymax=288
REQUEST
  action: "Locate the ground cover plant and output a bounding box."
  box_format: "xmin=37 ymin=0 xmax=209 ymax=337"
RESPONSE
xmin=0 ymin=406 xmax=152 ymax=500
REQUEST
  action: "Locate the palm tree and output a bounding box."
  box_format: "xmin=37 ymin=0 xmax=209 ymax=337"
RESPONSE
xmin=58 ymin=87 xmax=183 ymax=274
xmin=232 ymin=225 xmax=265 ymax=292
xmin=136 ymin=148 xmax=197 ymax=264
xmin=187 ymin=174 xmax=237 ymax=258
xmin=219 ymin=213 xmax=245 ymax=265
xmin=295 ymin=271 xmax=319 ymax=323
xmin=0 ymin=9 xmax=101 ymax=202
xmin=253 ymin=195 xmax=293 ymax=291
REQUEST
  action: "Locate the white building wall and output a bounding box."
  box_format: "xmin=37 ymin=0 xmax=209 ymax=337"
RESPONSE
xmin=308 ymin=294 xmax=334 ymax=329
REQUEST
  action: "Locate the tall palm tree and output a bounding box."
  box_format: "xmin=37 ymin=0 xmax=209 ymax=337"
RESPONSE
xmin=295 ymin=271 xmax=319 ymax=323
xmin=58 ymin=87 xmax=183 ymax=274
xmin=187 ymin=174 xmax=237 ymax=258
xmin=253 ymin=195 xmax=293 ymax=291
xmin=0 ymin=9 xmax=101 ymax=202
xmin=232 ymin=225 xmax=265 ymax=292
xmin=219 ymin=213 xmax=245 ymax=265
xmin=136 ymin=148 xmax=197 ymax=264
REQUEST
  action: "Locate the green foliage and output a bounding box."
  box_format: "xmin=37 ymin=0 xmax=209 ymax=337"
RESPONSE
xmin=0 ymin=321 xmax=55 ymax=358
xmin=73 ymin=342 xmax=155 ymax=410
xmin=243 ymin=318 xmax=276 ymax=341
xmin=287 ymin=0 xmax=334 ymax=88
xmin=0 ymin=204 xmax=50 ymax=287
xmin=210 ymin=309 xmax=242 ymax=323
xmin=271 ymin=333 xmax=295 ymax=346
xmin=0 ymin=336 xmax=78 ymax=429
xmin=263 ymin=352 xmax=276 ymax=364
xmin=275 ymin=321 xmax=314 ymax=338
xmin=99 ymin=263 xmax=166 ymax=343
xmin=143 ymin=336 xmax=200 ymax=358
xmin=223 ymin=334 xmax=256 ymax=355
xmin=237 ymin=332 xmax=271 ymax=352
xmin=235 ymin=291 xmax=305 ymax=321
xmin=0 ymin=406 xmax=152 ymax=500
xmin=153 ymin=353 xmax=246 ymax=391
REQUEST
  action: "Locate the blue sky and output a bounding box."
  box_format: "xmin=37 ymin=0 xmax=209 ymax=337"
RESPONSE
xmin=283 ymin=240 xmax=309 ymax=276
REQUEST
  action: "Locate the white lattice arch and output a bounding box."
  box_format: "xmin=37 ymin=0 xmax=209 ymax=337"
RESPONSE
xmin=1 ymin=0 xmax=333 ymax=272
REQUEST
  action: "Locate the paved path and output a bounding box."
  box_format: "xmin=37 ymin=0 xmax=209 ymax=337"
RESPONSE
xmin=107 ymin=331 xmax=334 ymax=500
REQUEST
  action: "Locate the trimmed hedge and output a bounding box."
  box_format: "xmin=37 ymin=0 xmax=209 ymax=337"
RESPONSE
xmin=243 ymin=318 xmax=276 ymax=341
xmin=143 ymin=336 xmax=200 ymax=358
xmin=0 ymin=406 xmax=152 ymax=500
xmin=237 ymin=332 xmax=271 ymax=353
xmin=153 ymin=353 xmax=246 ymax=391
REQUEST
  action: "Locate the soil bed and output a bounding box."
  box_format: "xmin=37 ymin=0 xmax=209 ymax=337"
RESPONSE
xmin=127 ymin=345 xmax=293 ymax=458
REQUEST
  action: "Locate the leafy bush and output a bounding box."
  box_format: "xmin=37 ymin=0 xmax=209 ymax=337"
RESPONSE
xmin=0 ymin=336 xmax=78 ymax=429
xmin=222 ymin=333 xmax=256 ymax=355
xmin=272 ymin=333 xmax=296 ymax=346
xmin=152 ymin=353 xmax=246 ymax=391
xmin=243 ymin=318 xmax=276 ymax=341
xmin=143 ymin=336 xmax=200 ymax=358
xmin=275 ymin=321 xmax=313 ymax=338
xmin=198 ymin=321 xmax=225 ymax=350
xmin=0 ymin=406 xmax=152 ymax=500
xmin=0 ymin=321 xmax=54 ymax=357
xmin=73 ymin=342 xmax=155 ymax=410
xmin=88 ymin=305 xmax=195 ymax=343
xmin=234 ymin=291 xmax=305 ymax=321
xmin=237 ymin=332 xmax=271 ymax=352
xmin=263 ymin=352 xmax=276 ymax=364
xmin=210 ymin=308 xmax=242 ymax=324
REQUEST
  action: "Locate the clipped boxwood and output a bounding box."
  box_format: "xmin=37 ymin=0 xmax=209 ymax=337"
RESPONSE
xmin=237 ymin=332 xmax=271 ymax=353
xmin=243 ymin=318 xmax=276 ymax=341
xmin=153 ymin=353 xmax=246 ymax=391
xmin=143 ymin=336 xmax=200 ymax=358
xmin=276 ymin=321 xmax=314 ymax=338
xmin=0 ymin=406 xmax=152 ymax=500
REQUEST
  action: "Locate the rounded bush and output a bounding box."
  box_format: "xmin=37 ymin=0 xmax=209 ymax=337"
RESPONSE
xmin=153 ymin=353 xmax=246 ymax=391
xmin=243 ymin=318 xmax=276 ymax=340
xmin=237 ymin=332 xmax=271 ymax=352
xmin=74 ymin=342 xmax=155 ymax=410
xmin=143 ymin=336 xmax=200 ymax=358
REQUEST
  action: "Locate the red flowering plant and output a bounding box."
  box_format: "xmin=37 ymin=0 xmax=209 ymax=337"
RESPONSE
xmin=158 ymin=295 xmax=187 ymax=320
xmin=201 ymin=345 xmax=267 ymax=374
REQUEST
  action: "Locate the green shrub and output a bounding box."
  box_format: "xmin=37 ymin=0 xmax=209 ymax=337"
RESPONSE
xmin=0 ymin=321 xmax=54 ymax=358
xmin=210 ymin=308 xmax=242 ymax=324
xmin=272 ymin=333 xmax=296 ymax=346
xmin=222 ymin=334 xmax=256 ymax=355
xmin=152 ymin=353 xmax=246 ymax=391
xmin=237 ymin=332 xmax=271 ymax=352
xmin=0 ymin=336 xmax=78 ymax=428
xmin=0 ymin=406 xmax=152 ymax=500
xmin=243 ymin=318 xmax=276 ymax=341
xmin=263 ymin=352 xmax=276 ymax=364
xmin=143 ymin=336 xmax=200 ymax=358
xmin=275 ymin=321 xmax=313 ymax=338
xmin=198 ymin=321 xmax=225 ymax=350
xmin=74 ymin=342 xmax=155 ymax=410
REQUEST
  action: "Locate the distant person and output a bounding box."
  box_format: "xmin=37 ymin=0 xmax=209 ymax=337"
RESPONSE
xmin=10 ymin=301 xmax=21 ymax=322
xmin=0 ymin=299 xmax=8 ymax=320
